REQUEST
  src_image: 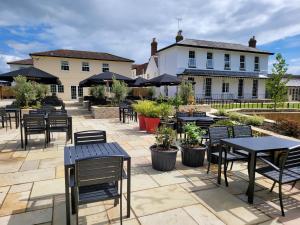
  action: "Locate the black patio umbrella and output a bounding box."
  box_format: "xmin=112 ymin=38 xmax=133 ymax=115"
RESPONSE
xmin=0 ymin=67 xmax=61 ymax=84
xmin=79 ymin=71 xmax=133 ymax=87
xmin=129 ymin=77 xmax=148 ymax=87
xmin=143 ymin=73 xmax=181 ymax=87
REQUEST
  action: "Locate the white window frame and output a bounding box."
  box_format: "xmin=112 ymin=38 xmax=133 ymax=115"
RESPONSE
xmin=240 ymin=55 xmax=246 ymax=71
xmin=57 ymin=85 xmax=64 ymax=93
xmin=206 ymin=52 xmax=213 ymax=69
xmin=61 ymin=61 xmax=69 ymax=71
xmin=102 ymin=63 xmax=109 ymax=72
xmin=254 ymin=56 xmax=260 ymax=71
xmin=50 ymin=84 xmax=57 ymax=93
xmin=82 ymin=62 xmax=90 ymax=71
xmin=224 ymin=54 xmax=231 ymax=70
xmin=188 ymin=51 xmax=196 ymax=68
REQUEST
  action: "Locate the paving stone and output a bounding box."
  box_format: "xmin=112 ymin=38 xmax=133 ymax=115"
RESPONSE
xmin=0 ymin=168 xmax=55 ymax=187
xmin=0 ymin=158 xmax=23 ymax=173
xmin=19 ymin=160 xmax=39 ymax=171
xmin=130 ymin=184 xmax=197 ymax=217
xmin=26 ymin=150 xmax=62 ymax=161
xmin=0 ymin=191 xmax=30 ymax=216
xmin=139 ymin=208 xmax=198 ymax=225
xmin=55 ymin=165 xmax=65 ymax=178
xmin=111 ymin=219 xmax=140 ymax=225
xmin=184 ymin=204 xmax=225 ymax=225
xmin=27 ymin=196 xmax=53 ymax=211
xmin=31 ymin=178 xmax=65 ymax=198
xmin=180 ymin=179 xmax=217 ymax=193
xmin=39 ymin=158 xmax=63 ymax=169
xmin=0 ymin=208 xmax=52 ymax=225
xmin=9 ymin=183 xmax=32 ymax=193
xmin=193 ymin=187 xmax=270 ymax=225
xmin=0 ymin=186 xmax=10 ymax=206
xmin=52 ymin=194 xmax=68 ymax=225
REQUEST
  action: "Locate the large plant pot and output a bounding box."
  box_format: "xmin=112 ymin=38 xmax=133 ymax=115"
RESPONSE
xmin=150 ymin=145 xmax=178 ymax=171
xmin=181 ymin=145 xmax=206 ymax=167
xmin=138 ymin=115 xmax=146 ymax=130
xmin=145 ymin=117 xmax=160 ymax=134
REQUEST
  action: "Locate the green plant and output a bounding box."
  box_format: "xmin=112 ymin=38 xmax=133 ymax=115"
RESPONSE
xmin=132 ymin=100 xmax=155 ymax=116
xmin=276 ymin=119 xmax=300 ymax=138
xmin=243 ymin=115 xmax=264 ymax=126
xmin=155 ymin=126 xmax=176 ymax=150
xmin=148 ymin=87 xmax=156 ymax=99
xmin=34 ymin=83 xmax=49 ymax=103
xmin=156 ymin=93 xmax=165 ymax=103
xmin=228 ymin=112 xmax=243 ymax=121
xmin=159 ymin=103 xmax=174 ymax=120
xmin=168 ymin=94 xmax=183 ymax=111
xmin=145 ymin=104 xmax=160 ymax=118
xmin=14 ymin=76 xmax=37 ymax=107
xmin=111 ymin=78 xmax=128 ymax=105
xmin=89 ymin=85 xmax=106 ymax=99
xmin=215 ymin=109 xmax=228 ymax=116
xmin=179 ymin=82 xmax=194 ymax=105
xmin=182 ymin=123 xmax=205 ymax=147
xmin=266 ymin=53 xmax=289 ymax=111
xmin=212 ymin=119 xmax=237 ymax=127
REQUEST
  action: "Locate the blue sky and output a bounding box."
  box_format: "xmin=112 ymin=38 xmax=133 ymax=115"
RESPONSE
xmin=0 ymin=0 xmax=300 ymax=74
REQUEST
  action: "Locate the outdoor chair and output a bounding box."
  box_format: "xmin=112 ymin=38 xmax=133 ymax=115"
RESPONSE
xmin=5 ymin=105 xmax=19 ymax=128
xmin=23 ymin=114 xmax=47 ymax=150
xmin=0 ymin=107 xmax=12 ymax=130
xmin=195 ymin=120 xmax=215 ymax=143
xmin=207 ymin=126 xmax=248 ymax=186
xmin=192 ymin=111 xmax=206 ymax=117
xmin=123 ymin=106 xmax=137 ymax=123
xmin=74 ymin=156 xmax=124 ymax=225
xmin=29 ymin=109 xmax=46 ymax=115
xmin=256 ymin=146 xmax=300 ymax=216
xmin=47 ymin=113 xmax=70 ymax=143
xmin=176 ymin=111 xmax=189 ymax=117
xmin=74 ymin=130 xmax=106 ymax=145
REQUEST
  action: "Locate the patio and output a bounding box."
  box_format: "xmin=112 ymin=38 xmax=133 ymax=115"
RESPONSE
xmin=0 ymin=107 xmax=300 ymax=225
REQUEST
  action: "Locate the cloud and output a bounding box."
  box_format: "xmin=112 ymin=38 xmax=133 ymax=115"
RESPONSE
xmin=0 ymin=54 xmax=20 ymax=73
xmin=0 ymin=0 xmax=300 ymax=68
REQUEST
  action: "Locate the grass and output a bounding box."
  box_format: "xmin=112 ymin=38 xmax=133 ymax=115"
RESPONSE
xmin=212 ymin=102 xmax=300 ymax=110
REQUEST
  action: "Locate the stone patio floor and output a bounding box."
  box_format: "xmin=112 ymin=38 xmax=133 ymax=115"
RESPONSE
xmin=0 ymin=108 xmax=300 ymax=225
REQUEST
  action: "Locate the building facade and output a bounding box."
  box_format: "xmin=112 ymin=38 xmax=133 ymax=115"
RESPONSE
xmin=156 ymin=31 xmax=273 ymax=100
xmin=8 ymin=49 xmax=134 ymax=100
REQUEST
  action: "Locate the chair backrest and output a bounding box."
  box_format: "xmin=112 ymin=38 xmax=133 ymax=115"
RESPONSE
xmin=192 ymin=111 xmax=206 ymax=117
xmin=75 ymin=156 xmax=123 ymax=187
xmin=208 ymin=126 xmax=230 ymax=145
xmin=23 ymin=114 xmax=45 ymax=129
xmin=281 ymin=146 xmax=300 ymax=170
xmin=0 ymin=107 xmax=6 ymax=116
xmin=176 ymin=112 xmax=189 ymax=117
xmin=29 ymin=109 xmax=46 ymax=115
xmin=232 ymin=125 xmax=252 ymax=138
xmin=74 ymin=130 xmax=107 ymax=146
xmin=42 ymin=105 xmax=56 ymax=113
xmin=49 ymin=109 xmax=67 ymax=115
xmin=196 ymin=120 xmax=214 ymax=129
xmin=48 ymin=114 xmax=68 ymax=128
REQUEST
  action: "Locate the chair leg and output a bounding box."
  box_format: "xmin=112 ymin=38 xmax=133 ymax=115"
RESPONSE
xmin=120 ymin=196 xmax=123 ymax=225
xmin=229 ymin=161 xmax=234 ymax=170
xmin=290 ymin=181 xmax=297 ymax=191
xmin=270 ymin=181 xmax=276 ymax=192
xmin=71 ymin=187 xmax=76 ymax=214
xmin=207 ymin=150 xmax=211 ymax=174
xmin=279 ymin=183 xmax=285 ymax=216
xmin=224 ymin=160 xmax=229 ymax=187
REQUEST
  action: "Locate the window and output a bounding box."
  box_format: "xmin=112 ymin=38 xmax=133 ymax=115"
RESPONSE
xmin=238 ymin=79 xmax=244 ymax=98
xmin=205 ymin=78 xmax=212 ymax=97
xmin=188 ymin=51 xmax=196 ymax=68
xmin=240 ymin=55 xmax=245 ymax=70
xmin=50 ymin=84 xmax=57 ymax=93
xmin=252 ymin=79 xmax=258 ymax=98
xmin=206 ymin=53 xmax=213 ymax=69
xmin=61 ymin=61 xmax=69 ymax=70
xmin=57 ymin=85 xmax=64 ymax=93
xmin=102 ymin=63 xmax=109 ymax=72
xmin=222 ymin=82 xmax=229 ymax=93
xmin=188 ymin=77 xmax=195 ymax=91
xmin=224 ymin=54 xmax=231 ymax=70
xmin=254 ymin=56 xmax=260 ymax=71
xmin=71 ymin=86 xmax=77 ymax=99
xmin=82 ymin=62 xmax=89 ymax=71
xmin=78 ymin=86 xmax=83 ymax=97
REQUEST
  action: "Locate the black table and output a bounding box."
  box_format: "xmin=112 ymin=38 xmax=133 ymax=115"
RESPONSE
xmin=5 ymin=107 xmax=21 ymax=128
xmin=64 ymin=142 xmax=131 ymax=225
xmin=177 ymin=116 xmax=214 ymax=123
xmin=220 ymin=136 xmax=300 ymax=204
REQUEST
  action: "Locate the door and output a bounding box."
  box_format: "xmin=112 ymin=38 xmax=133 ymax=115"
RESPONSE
xmin=238 ymin=79 xmax=244 ymax=98
xmin=71 ymin=86 xmax=77 ymax=99
xmin=204 ymin=78 xmax=212 ymax=98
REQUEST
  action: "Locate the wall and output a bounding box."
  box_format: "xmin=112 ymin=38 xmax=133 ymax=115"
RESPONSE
xmin=145 ymin=56 xmax=159 ymax=79
xmin=32 ymin=56 xmax=132 ymax=100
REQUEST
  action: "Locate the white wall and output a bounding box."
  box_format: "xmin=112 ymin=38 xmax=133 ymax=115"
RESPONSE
xmin=145 ymin=56 xmax=159 ymax=79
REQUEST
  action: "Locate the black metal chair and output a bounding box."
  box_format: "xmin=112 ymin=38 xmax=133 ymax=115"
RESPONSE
xmin=47 ymin=113 xmax=70 ymax=143
xmin=42 ymin=105 xmax=56 ymax=113
xmin=176 ymin=111 xmax=189 ymax=117
xmin=123 ymin=106 xmax=137 ymax=123
xmin=74 ymin=156 xmax=124 ymax=225
xmin=5 ymin=105 xmax=19 ymax=128
xmin=0 ymin=107 xmax=12 ymax=130
xmin=192 ymin=111 xmax=206 ymax=117
xmin=207 ymin=126 xmax=248 ymax=186
xmin=74 ymin=130 xmax=106 ymax=146
xmin=256 ymin=146 xmax=300 ymax=216
xmin=29 ymin=109 xmax=46 ymax=115
xmin=195 ymin=120 xmax=215 ymax=143
xmin=23 ymin=114 xmax=47 ymax=150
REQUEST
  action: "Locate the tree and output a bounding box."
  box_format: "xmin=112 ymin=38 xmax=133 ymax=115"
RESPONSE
xmin=266 ymin=53 xmax=289 ymax=111
xmin=14 ymin=76 xmax=37 ymax=107
xmin=179 ymin=81 xmax=194 ymax=105
xmin=111 ymin=78 xmax=128 ymax=105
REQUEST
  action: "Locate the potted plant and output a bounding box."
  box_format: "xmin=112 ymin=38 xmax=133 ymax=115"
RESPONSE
xmin=150 ymin=126 xmax=178 ymax=171
xmin=159 ymin=103 xmax=175 ymax=129
xmin=132 ymin=100 xmax=154 ymax=130
xmin=144 ymin=104 xmax=161 ymax=133
xmin=181 ymin=122 xmax=207 ymax=167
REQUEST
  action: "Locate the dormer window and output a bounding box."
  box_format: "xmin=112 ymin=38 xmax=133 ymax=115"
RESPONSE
xmin=61 ymin=61 xmax=69 ymax=70
xmin=188 ymin=51 xmax=196 ymax=68
xmin=224 ymin=54 xmax=231 ymax=70
xmin=102 ymin=63 xmax=109 ymax=72
xmin=82 ymin=62 xmax=90 ymax=71
xmin=254 ymin=56 xmax=260 ymax=71
xmin=206 ymin=52 xmax=213 ymax=69
xmin=240 ymin=55 xmax=246 ymax=71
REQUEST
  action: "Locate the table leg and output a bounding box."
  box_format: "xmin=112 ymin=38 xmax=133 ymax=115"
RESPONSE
xmin=127 ymin=158 xmax=131 ymax=218
xmin=248 ymin=151 xmax=257 ymax=204
xmin=119 ymin=108 xmax=122 ymax=122
xmin=123 ymin=109 xmax=126 ymax=123
xmin=217 ymin=145 xmax=222 ymax=185
xmin=20 ymin=121 xmax=24 ymax=149
xmin=64 ymin=166 xmax=71 ymax=225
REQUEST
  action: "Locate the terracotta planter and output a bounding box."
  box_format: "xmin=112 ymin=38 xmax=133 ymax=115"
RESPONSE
xmin=150 ymin=145 xmax=178 ymax=171
xmin=138 ymin=115 xmax=146 ymax=130
xmin=145 ymin=117 xmax=160 ymax=134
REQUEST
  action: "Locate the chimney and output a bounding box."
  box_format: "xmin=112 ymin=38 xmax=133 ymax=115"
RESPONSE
xmin=151 ymin=38 xmax=157 ymax=56
xmin=248 ymin=36 xmax=257 ymax=48
xmin=176 ymin=30 xmax=183 ymax=42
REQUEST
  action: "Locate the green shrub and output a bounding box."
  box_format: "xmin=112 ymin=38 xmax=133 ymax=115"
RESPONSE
xmin=14 ymin=76 xmax=37 ymax=107
xmin=215 ymin=109 xmax=228 ymax=116
xmin=155 ymin=126 xmax=176 ymax=150
xmin=212 ymin=119 xmax=237 ymax=127
xmin=168 ymin=94 xmax=183 ymax=110
xmin=179 ymin=82 xmax=194 ymax=105
xmin=132 ymin=100 xmax=155 ymax=116
xmin=182 ymin=122 xmax=205 ymax=147
xmin=276 ymin=119 xmax=300 ymax=138
xmin=159 ymin=103 xmax=174 ymax=120
xmin=243 ymin=115 xmax=264 ymax=126
xmin=228 ymin=112 xmax=243 ymax=121
xmin=34 ymin=83 xmax=49 ymax=103
xmin=148 ymin=87 xmax=156 ymax=99
xmin=111 ymin=78 xmax=128 ymax=105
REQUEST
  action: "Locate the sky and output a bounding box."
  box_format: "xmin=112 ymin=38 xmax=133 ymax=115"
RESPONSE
xmin=0 ymin=0 xmax=300 ymax=74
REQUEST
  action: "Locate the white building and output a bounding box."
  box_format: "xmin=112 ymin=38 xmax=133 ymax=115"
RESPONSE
xmin=155 ymin=31 xmax=273 ymax=100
